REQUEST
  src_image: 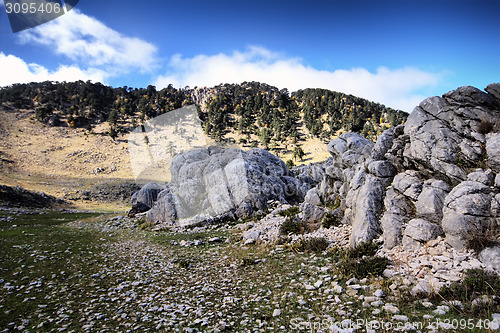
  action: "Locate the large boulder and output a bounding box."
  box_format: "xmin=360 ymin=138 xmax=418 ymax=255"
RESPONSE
xmin=131 ymin=182 xmax=165 ymax=210
xmin=442 ymin=181 xmax=494 ymax=249
xmin=415 ymin=179 xmax=450 ymax=222
xmin=402 ymin=218 xmax=444 ymax=249
xmin=328 ymin=132 xmax=374 ymax=168
xmin=403 ymin=85 xmax=500 ymax=185
xmin=145 ymin=147 xmax=310 ymax=227
xmin=486 ymin=133 xmax=500 ymax=171
xmin=349 ymin=174 xmax=388 ymax=247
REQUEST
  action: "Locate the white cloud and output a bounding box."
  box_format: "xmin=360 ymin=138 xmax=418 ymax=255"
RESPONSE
xmin=155 ymin=46 xmax=443 ymax=111
xmin=0 ymin=52 xmax=106 ymax=86
xmin=18 ymin=9 xmax=158 ymax=74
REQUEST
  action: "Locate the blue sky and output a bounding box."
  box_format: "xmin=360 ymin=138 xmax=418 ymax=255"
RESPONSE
xmin=0 ymin=0 xmax=498 ymax=111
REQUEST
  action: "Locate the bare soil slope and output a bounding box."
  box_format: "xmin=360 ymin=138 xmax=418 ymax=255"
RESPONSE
xmin=0 ymin=106 xmax=331 ymax=210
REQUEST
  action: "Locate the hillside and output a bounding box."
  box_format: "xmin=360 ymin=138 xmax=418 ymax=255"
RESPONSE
xmin=0 ymin=81 xmax=407 ymax=209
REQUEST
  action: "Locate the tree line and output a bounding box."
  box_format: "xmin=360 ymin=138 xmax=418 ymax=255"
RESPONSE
xmin=0 ymin=80 xmax=407 ymax=143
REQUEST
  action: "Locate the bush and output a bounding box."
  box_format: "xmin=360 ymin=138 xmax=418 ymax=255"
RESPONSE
xmin=322 ymin=212 xmax=341 ymax=229
xmin=477 ymin=119 xmax=494 ymax=135
xmin=438 ymin=269 xmax=500 ymax=316
xmin=346 ymin=241 xmax=381 ymax=258
xmin=332 ymin=241 xmax=389 ymax=280
xmin=464 ymin=223 xmax=500 ymax=253
xmin=279 ymin=217 xmax=308 ymax=235
xmin=292 ymin=237 xmax=329 ymax=253
xmin=278 ymin=206 xmax=299 ymax=218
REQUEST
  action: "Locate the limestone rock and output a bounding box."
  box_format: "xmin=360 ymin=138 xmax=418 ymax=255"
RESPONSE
xmin=467 ymin=169 xmax=495 ymax=186
xmin=304 ymin=187 xmax=322 ymax=206
xmin=403 ymin=218 xmax=443 ymax=249
xmin=487 ymin=133 xmax=500 ymax=171
xmin=415 ymin=179 xmax=450 ymax=222
xmin=368 ymin=160 xmax=397 ymax=178
xmin=146 ymin=147 xmax=309 ymax=227
xmin=380 ymin=188 xmax=415 ymax=249
xmin=131 ymin=182 xmax=165 ymax=210
xmin=327 ymin=133 xmax=374 ymax=168
xmin=403 ymin=86 xmax=500 ymax=184
xmin=479 ymin=246 xmax=500 ymax=273
xmin=349 ymin=174 xmax=387 ymax=247
xmin=391 ymin=171 xmax=423 ymax=201
xmin=442 ymin=181 xmax=493 ymax=249
xmin=299 ymin=202 xmax=327 ymax=224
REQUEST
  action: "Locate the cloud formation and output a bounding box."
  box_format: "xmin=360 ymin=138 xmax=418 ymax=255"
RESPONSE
xmin=155 ymin=46 xmax=442 ymax=111
xmin=18 ymin=9 xmax=158 ymax=74
xmin=0 ymin=52 xmax=106 ymax=86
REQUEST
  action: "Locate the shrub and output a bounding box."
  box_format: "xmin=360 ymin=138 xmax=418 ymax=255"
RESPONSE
xmin=438 ymin=269 xmax=500 ymax=316
xmin=464 ymin=223 xmax=500 ymax=254
xmin=477 ymin=119 xmax=494 ymax=135
xmin=332 ymin=241 xmax=389 ymax=280
xmin=346 ymin=241 xmax=381 ymax=258
xmin=279 ymin=217 xmax=308 ymax=235
xmin=322 ymin=212 xmax=341 ymax=229
xmin=292 ymin=237 xmax=329 ymax=253
xmin=278 ymin=206 xmax=299 ymax=218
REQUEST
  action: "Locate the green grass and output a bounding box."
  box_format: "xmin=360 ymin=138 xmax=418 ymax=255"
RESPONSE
xmin=0 ymin=210 xmax=497 ymax=332
xmin=0 ymin=210 xmax=107 ymax=331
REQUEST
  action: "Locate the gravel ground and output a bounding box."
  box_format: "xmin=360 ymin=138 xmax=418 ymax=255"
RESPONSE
xmin=0 ymin=212 xmax=499 ymax=333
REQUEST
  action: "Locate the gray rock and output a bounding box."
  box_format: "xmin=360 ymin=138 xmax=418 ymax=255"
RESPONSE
xmin=415 ymin=179 xmax=450 ymax=222
xmin=492 ymin=194 xmax=500 ymax=225
xmin=487 ymin=133 xmax=500 ymax=171
xmin=146 ymin=147 xmax=309 ymax=226
xmin=479 ymin=246 xmax=500 ymax=273
xmin=485 ymin=83 xmax=500 ymax=100
xmin=300 ymin=202 xmax=327 ymax=224
xmin=350 ymin=174 xmax=387 ymax=247
xmin=496 ymin=174 xmax=500 ymax=189
xmin=304 ymin=188 xmax=322 ymax=206
xmin=381 ymin=213 xmax=406 ymax=249
xmin=404 ymin=218 xmax=443 ymax=243
xmin=368 ymin=160 xmax=397 ymax=178
xmin=442 ymin=181 xmax=493 ymax=249
xmin=293 ymin=162 xmax=327 ymax=185
xmin=391 ymin=171 xmax=423 ymax=201
xmin=131 ymin=182 xmax=165 ymax=210
xmin=467 ymin=169 xmax=495 ymax=186
xmin=371 ymin=127 xmax=397 ymax=161
xmin=403 ymin=86 xmax=500 ymax=184
xmin=485 ymin=83 xmax=500 ymax=101
xmin=380 ymin=187 xmax=415 ymax=249
xmin=242 ymin=230 xmax=261 ymax=241
xmin=327 ymin=133 xmax=374 ymax=168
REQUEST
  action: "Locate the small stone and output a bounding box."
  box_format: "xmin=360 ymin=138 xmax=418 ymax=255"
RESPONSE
xmin=421 ymin=301 xmax=433 ymax=308
xmin=272 ymin=309 xmax=281 ymax=317
xmin=382 ymin=304 xmax=399 ymax=314
xmin=333 ymin=285 xmax=343 ymax=294
xmin=393 ymin=315 xmax=409 ymax=322
xmin=314 ymin=280 xmax=323 ymax=289
xmin=433 ymin=309 xmax=447 ymax=316
xmin=374 ymin=289 xmax=385 ymax=298
xmin=346 ymin=277 xmax=359 ymax=285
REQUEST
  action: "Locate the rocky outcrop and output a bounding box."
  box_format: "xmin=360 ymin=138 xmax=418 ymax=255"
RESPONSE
xmin=0 ymin=185 xmax=62 ymax=208
xmin=132 ymin=84 xmax=500 ymax=267
xmin=312 ymin=84 xmax=500 ymax=252
xmin=136 ymin=147 xmax=310 ymax=228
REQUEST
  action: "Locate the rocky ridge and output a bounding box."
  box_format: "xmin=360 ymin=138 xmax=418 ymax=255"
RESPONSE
xmin=132 ymin=84 xmax=500 ymax=278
